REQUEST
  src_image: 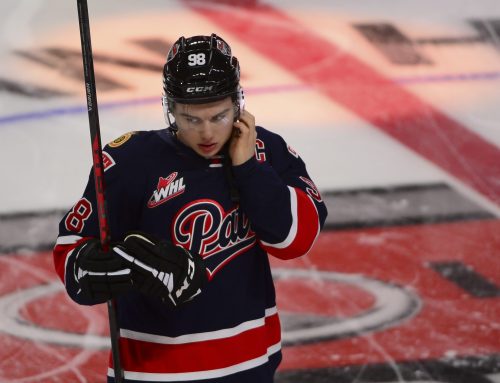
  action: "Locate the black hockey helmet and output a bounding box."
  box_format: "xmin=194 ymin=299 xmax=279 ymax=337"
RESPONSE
xmin=163 ymin=33 xmax=241 ymax=105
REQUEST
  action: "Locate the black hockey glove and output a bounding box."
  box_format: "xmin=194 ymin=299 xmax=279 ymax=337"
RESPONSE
xmin=72 ymin=239 xmax=133 ymax=304
xmin=115 ymin=231 xmax=207 ymax=306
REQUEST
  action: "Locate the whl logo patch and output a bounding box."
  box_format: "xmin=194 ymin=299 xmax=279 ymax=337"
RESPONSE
xmin=147 ymin=172 xmax=185 ymax=208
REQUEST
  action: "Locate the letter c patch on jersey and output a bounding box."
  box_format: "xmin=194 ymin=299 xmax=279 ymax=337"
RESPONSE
xmin=255 ymin=139 xmax=266 ymax=163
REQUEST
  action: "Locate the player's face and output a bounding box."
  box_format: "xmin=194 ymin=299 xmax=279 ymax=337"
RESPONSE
xmin=173 ymin=97 xmax=235 ymax=158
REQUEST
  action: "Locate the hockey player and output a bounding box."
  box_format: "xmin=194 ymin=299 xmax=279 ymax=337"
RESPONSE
xmin=53 ymin=33 xmax=327 ymax=383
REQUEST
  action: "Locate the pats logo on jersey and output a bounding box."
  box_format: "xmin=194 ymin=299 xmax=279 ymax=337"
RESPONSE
xmin=172 ymin=200 xmax=256 ymax=279
xmin=147 ymin=172 xmax=186 ymax=208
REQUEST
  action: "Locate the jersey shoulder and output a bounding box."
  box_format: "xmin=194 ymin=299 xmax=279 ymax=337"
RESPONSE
xmin=255 ymin=126 xmax=282 ymax=146
xmin=101 ymin=130 xmax=168 ymax=173
xmin=255 ymin=126 xmax=301 ymax=164
xmin=104 ymin=130 xmax=168 ymax=157
xmin=104 ymin=130 xmax=158 ymax=151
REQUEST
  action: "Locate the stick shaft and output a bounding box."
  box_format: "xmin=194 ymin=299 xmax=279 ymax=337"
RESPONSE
xmin=76 ymin=1 xmax=124 ymax=381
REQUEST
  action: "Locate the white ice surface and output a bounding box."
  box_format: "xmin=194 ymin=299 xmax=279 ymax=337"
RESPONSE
xmin=0 ymin=1 xmax=499 ymax=215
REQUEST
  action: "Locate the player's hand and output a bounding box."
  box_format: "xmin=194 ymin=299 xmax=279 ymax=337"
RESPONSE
xmin=72 ymin=239 xmax=133 ymax=303
xmin=117 ymin=231 xmax=207 ymax=307
xmin=229 ymin=109 xmax=256 ymax=166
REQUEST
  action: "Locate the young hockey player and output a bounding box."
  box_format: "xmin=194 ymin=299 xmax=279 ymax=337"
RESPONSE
xmin=53 ymin=33 xmax=327 ymax=383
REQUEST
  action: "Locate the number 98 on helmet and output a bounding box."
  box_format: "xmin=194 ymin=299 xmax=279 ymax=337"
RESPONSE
xmin=162 ymin=33 xmax=244 ymax=129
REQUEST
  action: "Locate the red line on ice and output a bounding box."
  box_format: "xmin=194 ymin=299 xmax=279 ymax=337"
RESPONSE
xmin=188 ymin=1 xmax=500 ymax=205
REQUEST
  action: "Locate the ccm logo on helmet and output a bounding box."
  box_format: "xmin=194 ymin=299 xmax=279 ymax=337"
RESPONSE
xmin=186 ymin=86 xmax=214 ymax=93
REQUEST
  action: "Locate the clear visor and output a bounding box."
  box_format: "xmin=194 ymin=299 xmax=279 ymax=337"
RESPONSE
xmin=162 ymin=87 xmax=244 ymax=131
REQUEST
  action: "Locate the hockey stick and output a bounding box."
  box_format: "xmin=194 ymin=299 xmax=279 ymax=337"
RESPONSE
xmin=76 ymin=1 xmax=124 ymax=381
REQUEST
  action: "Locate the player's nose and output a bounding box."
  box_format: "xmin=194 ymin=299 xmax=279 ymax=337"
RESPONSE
xmin=198 ymin=121 xmax=214 ymax=139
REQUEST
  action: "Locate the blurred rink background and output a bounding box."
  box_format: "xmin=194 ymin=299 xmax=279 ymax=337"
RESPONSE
xmin=0 ymin=0 xmax=499 ymax=382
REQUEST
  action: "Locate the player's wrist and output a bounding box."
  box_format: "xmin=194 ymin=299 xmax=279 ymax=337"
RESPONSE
xmin=232 ymin=156 xmax=258 ymax=175
xmin=231 ymin=151 xmax=254 ymax=166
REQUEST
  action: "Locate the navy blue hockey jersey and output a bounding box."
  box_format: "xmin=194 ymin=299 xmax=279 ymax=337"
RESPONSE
xmin=53 ymin=126 xmax=327 ymax=382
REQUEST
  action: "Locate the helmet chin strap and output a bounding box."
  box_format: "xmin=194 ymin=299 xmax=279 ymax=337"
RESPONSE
xmin=166 ymin=112 xmax=177 ymax=133
xmin=221 ymin=142 xmax=240 ymax=203
xmin=162 ymin=96 xmax=178 ymax=133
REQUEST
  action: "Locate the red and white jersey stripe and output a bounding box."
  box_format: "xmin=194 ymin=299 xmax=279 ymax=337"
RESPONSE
xmin=259 ymin=186 xmax=320 ymax=260
xmin=108 ymin=307 xmax=281 ymax=381
xmin=53 ymin=235 xmax=86 ymax=285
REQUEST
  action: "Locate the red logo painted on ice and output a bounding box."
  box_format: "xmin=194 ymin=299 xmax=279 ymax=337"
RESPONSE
xmin=147 ymin=172 xmax=186 ymax=208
